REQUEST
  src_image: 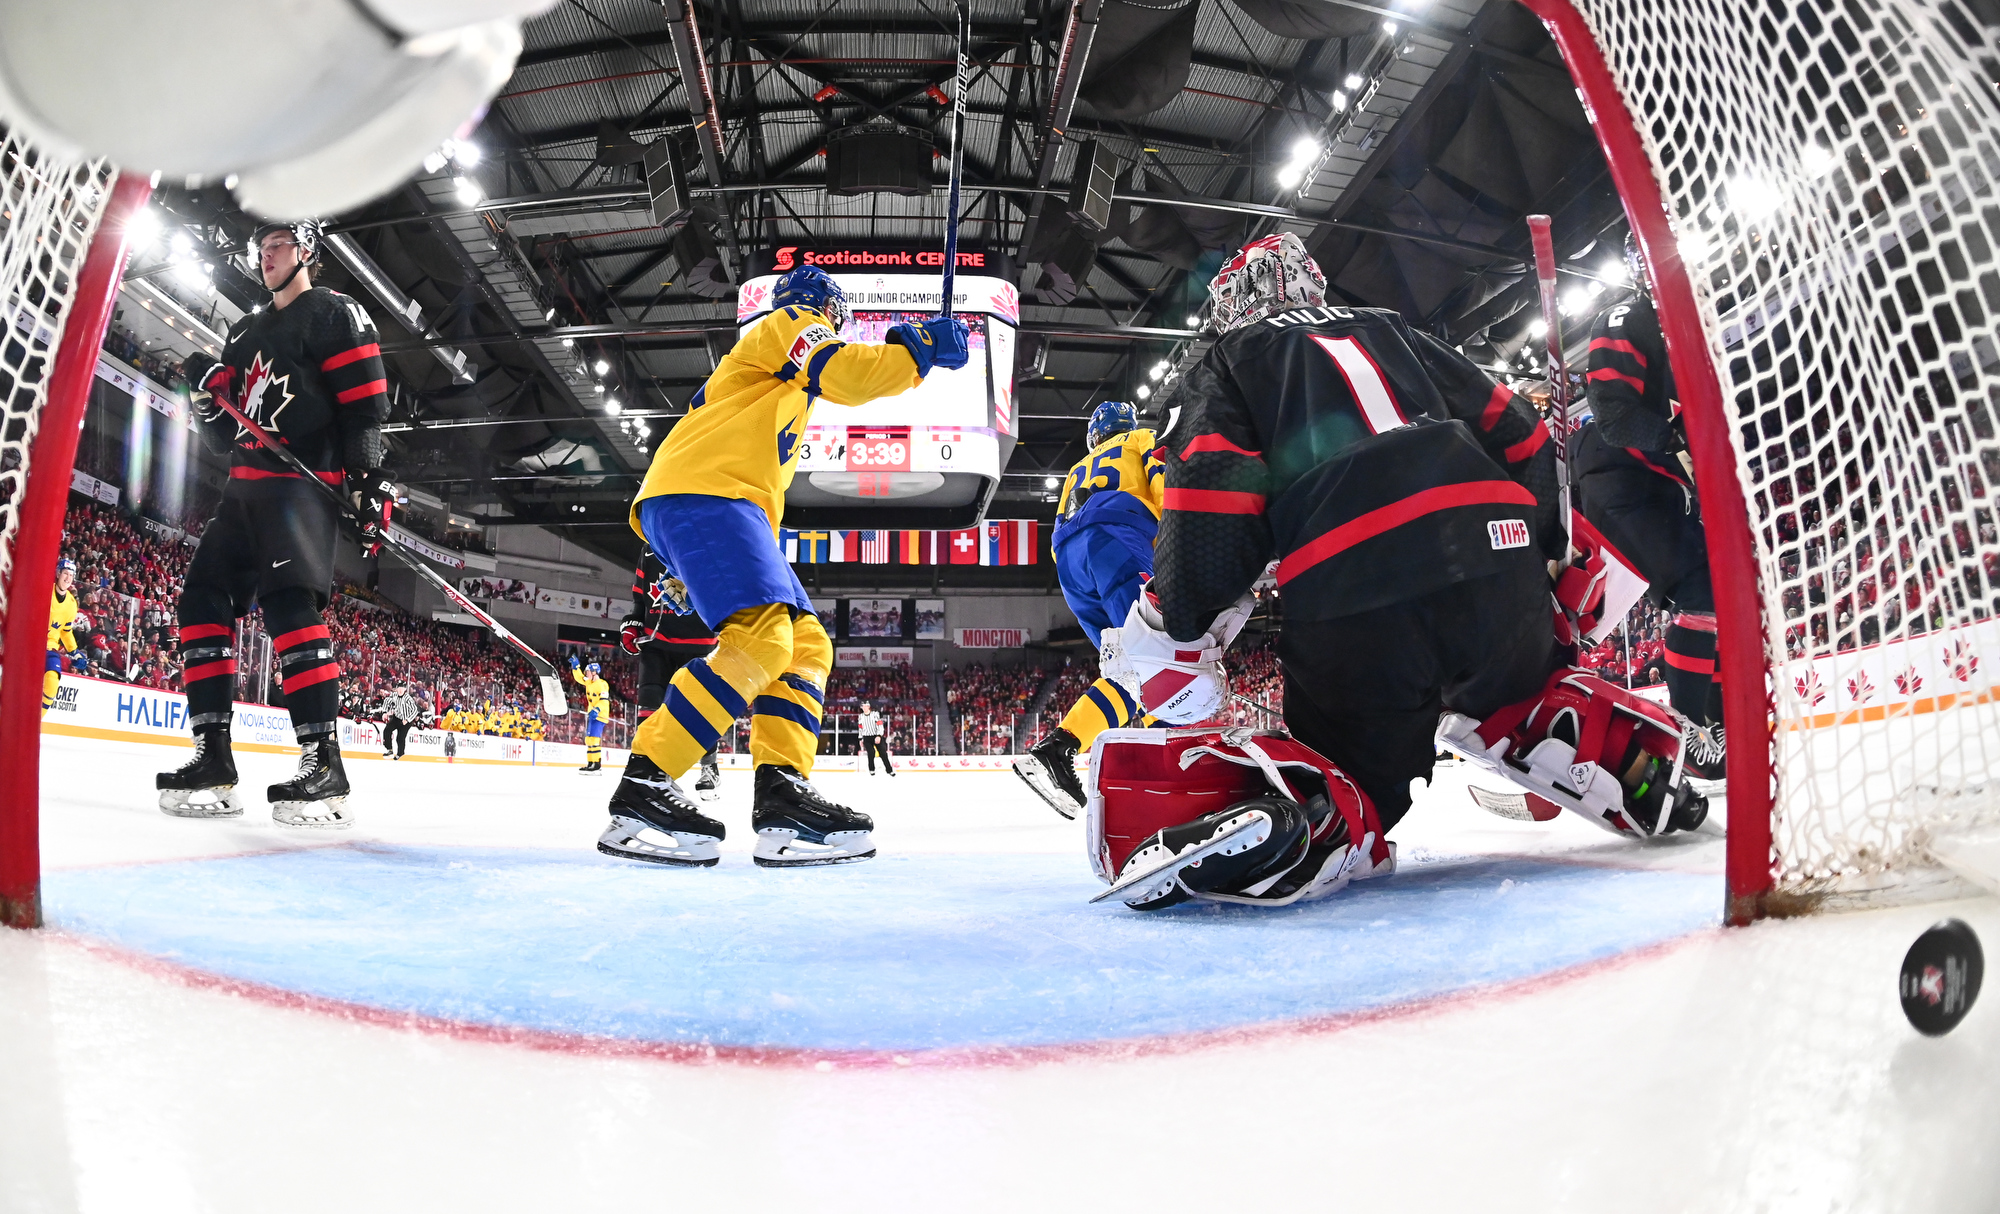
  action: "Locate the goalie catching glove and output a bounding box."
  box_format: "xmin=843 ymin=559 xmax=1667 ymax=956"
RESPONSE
xmin=1105 ymin=586 xmax=1257 ymax=725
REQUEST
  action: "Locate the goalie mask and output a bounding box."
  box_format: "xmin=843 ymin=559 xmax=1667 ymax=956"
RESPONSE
xmin=1206 ymin=233 xmax=1328 ymax=334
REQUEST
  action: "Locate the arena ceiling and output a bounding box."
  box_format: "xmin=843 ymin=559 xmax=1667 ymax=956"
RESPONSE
xmin=143 ymin=0 xmax=1640 ymax=582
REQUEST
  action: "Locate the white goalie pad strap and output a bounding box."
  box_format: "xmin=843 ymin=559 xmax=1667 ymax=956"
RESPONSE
xmin=1567 ymin=512 xmax=1650 ymax=646
xmin=1439 ymin=711 xmax=1641 ymax=836
xmin=1198 ymin=835 xmax=1398 ymax=907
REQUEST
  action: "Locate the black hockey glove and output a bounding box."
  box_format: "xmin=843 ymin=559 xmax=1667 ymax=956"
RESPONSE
xmin=346 ymin=467 xmax=395 ymax=557
xmin=181 ymin=351 xmax=234 ymax=422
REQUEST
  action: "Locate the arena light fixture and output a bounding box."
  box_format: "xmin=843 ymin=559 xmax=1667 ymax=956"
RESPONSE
xmin=453 ymin=176 xmax=482 ymax=206
xmin=1136 ymin=385 xmax=1152 ymax=400
xmin=593 ymin=359 xmax=610 ymax=377
xmin=1528 ymin=317 xmax=1549 ymax=338
xmin=1344 ymin=74 xmax=1363 ymax=88
xmin=605 ymin=400 xmax=622 ymax=415
xmin=452 ymin=141 xmax=483 ymax=168
xmin=127 ymin=207 xmax=162 ymax=249
xmin=1330 ymin=90 xmax=1348 ymax=112
xmin=1044 ymin=476 xmax=1059 ymax=489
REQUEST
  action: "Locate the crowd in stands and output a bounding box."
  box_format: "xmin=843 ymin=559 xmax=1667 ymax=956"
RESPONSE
xmin=817 ymin=664 xmax=936 ymax=755
xmin=1577 ymin=602 xmax=1670 ymax=687
xmin=943 ymin=659 xmax=1049 ymax=754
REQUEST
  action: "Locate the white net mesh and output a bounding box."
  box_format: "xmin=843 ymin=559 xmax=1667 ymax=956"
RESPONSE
xmin=1565 ymin=0 xmax=2000 ymax=902
xmin=0 ymin=131 xmax=116 ymax=666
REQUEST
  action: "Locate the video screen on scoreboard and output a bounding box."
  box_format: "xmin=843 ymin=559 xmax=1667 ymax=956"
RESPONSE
xmin=837 ymin=312 xmax=990 ymax=428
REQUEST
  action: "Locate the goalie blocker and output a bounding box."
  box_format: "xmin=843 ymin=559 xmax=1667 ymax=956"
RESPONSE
xmin=1084 ymin=727 xmax=1396 ymax=911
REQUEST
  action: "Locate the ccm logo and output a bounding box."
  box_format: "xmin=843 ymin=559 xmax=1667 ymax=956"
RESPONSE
xmin=1488 ymin=519 xmax=1531 ymax=550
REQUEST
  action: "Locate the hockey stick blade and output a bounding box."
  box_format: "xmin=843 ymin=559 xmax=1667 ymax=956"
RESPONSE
xmin=203 ymin=389 xmax=570 ymax=715
xmin=1088 ymin=810 xmax=1272 ymax=905
xmin=1466 ymin=785 xmax=1563 ymax=823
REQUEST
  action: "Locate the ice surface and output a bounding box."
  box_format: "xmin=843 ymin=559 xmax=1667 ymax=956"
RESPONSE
xmin=4 ymin=734 xmax=1996 ymax=1213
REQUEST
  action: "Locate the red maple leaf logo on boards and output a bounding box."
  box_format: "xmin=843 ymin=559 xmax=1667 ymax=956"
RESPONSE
xmin=1795 ymin=670 xmax=1828 ymax=707
xmin=1945 ymin=638 xmax=1979 ymax=683
xmin=1847 ymin=671 xmax=1876 ymax=703
xmin=1895 ymin=666 xmax=1923 ymax=695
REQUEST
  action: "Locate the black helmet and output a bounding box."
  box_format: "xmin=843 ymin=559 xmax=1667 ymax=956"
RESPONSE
xmin=1623 ymin=231 xmax=1648 ymax=296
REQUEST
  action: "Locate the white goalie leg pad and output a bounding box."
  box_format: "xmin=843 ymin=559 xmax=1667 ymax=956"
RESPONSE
xmin=271 ymin=797 xmax=354 ymax=830
xmin=597 ymin=815 xmax=722 ymax=866
xmin=1113 ymin=590 xmax=1256 ymax=724
xmin=1438 ymin=710 xmax=1638 ymax=833
xmin=158 ymin=787 xmax=245 ymax=819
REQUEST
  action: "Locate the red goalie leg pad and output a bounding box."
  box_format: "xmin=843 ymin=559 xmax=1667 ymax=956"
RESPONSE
xmin=1087 ymin=729 xmax=1387 ymax=881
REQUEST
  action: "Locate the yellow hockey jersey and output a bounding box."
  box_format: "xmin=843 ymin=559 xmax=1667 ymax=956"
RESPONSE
xmin=572 ymin=668 xmax=610 ymax=716
xmin=47 ymin=587 xmax=78 ymax=653
xmin=1056 ymin=428 xmax=1165 ymax=530
xmin=630 ymin=305 xmax=925 ymax=536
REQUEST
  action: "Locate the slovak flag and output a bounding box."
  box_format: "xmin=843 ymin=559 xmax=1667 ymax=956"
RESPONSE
xmin=982 ymin=521 xmax=1007 ymax=566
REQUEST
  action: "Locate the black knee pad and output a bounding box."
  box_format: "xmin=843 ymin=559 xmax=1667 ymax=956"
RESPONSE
xmin=258 ymin=586 xmax=323 ymax=635
xmin=177 ymin=583 xmax=235 ymax=629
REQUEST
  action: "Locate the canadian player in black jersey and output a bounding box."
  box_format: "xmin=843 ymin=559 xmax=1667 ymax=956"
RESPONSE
xmin=1573 ymin=234 xmax=1725 ymax=778
xmin=155 ymin=219 xmax=394 ymax=828
xmin=1091 ymin=235 xmax=1706 ymax=909
xmin=621 ymin=547 xmax=723 ymax=799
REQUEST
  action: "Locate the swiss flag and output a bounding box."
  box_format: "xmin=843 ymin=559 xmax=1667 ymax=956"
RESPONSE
xmin=947 ymin=528 xmax=980 ymax=564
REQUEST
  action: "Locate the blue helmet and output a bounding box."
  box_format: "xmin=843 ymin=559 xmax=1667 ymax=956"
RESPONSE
xmin=56 ymin=557 xmax=77 ymax=577
xmin=586 ymin=660 xmax=601 ymax=674
xmin=772 ymin=265 xmax=850 ymax=331
xmin=1087 ymin=400 xmax=1138 ymax=450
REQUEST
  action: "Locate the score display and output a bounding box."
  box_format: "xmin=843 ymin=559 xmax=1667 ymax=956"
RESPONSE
xmin=736 ymin=271 xmax=1020 ymax=529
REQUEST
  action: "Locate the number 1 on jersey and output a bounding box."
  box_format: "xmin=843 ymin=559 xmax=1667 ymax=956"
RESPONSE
xmin=1310 ymin=334 xmax=1407 ymax=434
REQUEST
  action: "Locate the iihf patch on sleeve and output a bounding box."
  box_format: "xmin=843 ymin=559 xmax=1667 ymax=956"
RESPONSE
xmin=1488 ymin=519 xmax=1531 ymax=550
xmin=788 ymin=325 xmax=838 ymax=367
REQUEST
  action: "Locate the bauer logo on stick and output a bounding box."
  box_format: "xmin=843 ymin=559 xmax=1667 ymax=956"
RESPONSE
xmin=1488 ymin=519 xmax=1531 ymax=550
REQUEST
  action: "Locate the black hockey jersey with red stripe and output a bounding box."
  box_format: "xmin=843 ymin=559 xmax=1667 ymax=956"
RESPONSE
xmin=197 ymin=287 xmax=389 ymax=495
xmin=627 ymin=548 xmax=718 ymax=646
xmin=1584 ymin=295 xmax=1678 ymax=454
xmin=1154 ymin=305 xmax=1560 ymax=640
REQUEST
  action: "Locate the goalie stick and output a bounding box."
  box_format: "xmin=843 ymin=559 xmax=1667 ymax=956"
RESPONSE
xmin=1525 ymin=214 xmax=1574 ymax=564
xmin=938 ymin=0 xmax=970 ymax=319
xmin=201 ymin=389 xmax=570 ymax=717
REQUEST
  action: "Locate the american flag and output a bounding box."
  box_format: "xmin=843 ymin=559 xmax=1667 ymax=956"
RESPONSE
xmin=860 ymin=530 xmax=890 ymax=563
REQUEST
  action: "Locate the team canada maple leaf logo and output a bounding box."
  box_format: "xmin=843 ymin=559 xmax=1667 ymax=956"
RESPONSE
xmin=236 ymin=351 xmax=294 ymax=435
xmin=1945 ymin=638 xmax=1979 ymax=683
xmin=1795 ymin=670 xmax=1827 ymax=707
xmin=1895 ymin=666 xmax=1923 ymax=695
xmin=1847 ymin=671 xmax=1876 ymax=703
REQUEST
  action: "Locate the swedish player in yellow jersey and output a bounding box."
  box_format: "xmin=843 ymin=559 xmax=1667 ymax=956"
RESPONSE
xmin=571 ymin=657 xmax=612 ymax=771
xmin=1015 ymin=402 xmax=1167 ymax=817
xmin=45 ymin=557 xmax=82 ymax=716
xmin=596 ymin=265 xmax=967 ymax=868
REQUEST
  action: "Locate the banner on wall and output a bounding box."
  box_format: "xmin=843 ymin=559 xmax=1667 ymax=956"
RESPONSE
xmin=386 ymin=524 xmax=465 ymax=570
xmin=96 ymin=355 xmax=185 ymax=421
xmin=914 ymin=599 xmax=945 ymax=640
xmin=71 ymin=468 xmax=121 ymax=505
xmin=955 ymin=628 xmax=1030 ymax=648
xmin=535 ymin=588 xmax=613 ymax=618
xmin=834 ymin=646 xmax=913 ymax=668
xmin=461 ymin=576 xmax=538 ymax=603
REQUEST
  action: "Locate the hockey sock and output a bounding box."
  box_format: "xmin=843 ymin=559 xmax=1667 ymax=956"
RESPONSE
xmin=1058 ymin=677 xmax=1142 ymax=751
xmin=750 ymin=608 xmax=830 ymax=777
xmin=1664 ymin=619 xmax=1719 ymax=726
xmin=635 ymin=604 xmax=793 ymax=779
xmin=177 ymin=618 xmax=238 ymax=732
xmin=263 ymin=588 xmax=340 ymax=742
xmin=586 ymin=735 xmax=603 ymax=765
xmin=42 ymin=665 xmax=59 ymax=715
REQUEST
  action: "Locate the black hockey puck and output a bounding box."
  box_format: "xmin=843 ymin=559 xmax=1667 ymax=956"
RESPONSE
xmin=1898 ymin=918 xmax=1983 ymax=1037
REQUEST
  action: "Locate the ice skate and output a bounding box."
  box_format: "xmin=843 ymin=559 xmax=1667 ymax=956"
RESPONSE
xmin=268 ymin=738 xmax=353 ymax=829
xmin=1012 ymin=728 xmax=1084 ymax=819
xmin=751 ymin=764 xmax=875 ymax=867
xmin=579 ymin=758 xmax=602 ymax=774
xmin=694 ymin=751 xmax=721 ymax=801
xmin=1091 ymin=800 xmax=1280 ymax=909
xmin=156 ymin=726 xmax=245 ymax=818
xmin=597 ymin=754 xmax=723 ymax=866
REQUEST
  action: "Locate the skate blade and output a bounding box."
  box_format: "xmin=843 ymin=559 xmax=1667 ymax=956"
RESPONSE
xmin=597 ymin=815 xmax=720 ymax=866
xmin=158 ymin=787 xmax=246 ymax=819
xmin=1011 ymin=757 xmax=1080 ymax=820
xmin=752 ymin=827 xmax=876 ymax=868
xmin=271 ymin=798 xmax=354 ymax=830
xmin=1089 ymin=811 xmax=1271 ymax=905
xmin=694 ymin=783 xmax=720 ymax=801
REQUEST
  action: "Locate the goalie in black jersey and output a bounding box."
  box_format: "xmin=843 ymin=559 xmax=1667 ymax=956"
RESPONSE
xmin=1572 ymin=234 xmax=1725 ymax=779
xmin=621 ymin=547 xmax=723 ymax=798
xmin=155 ymin=219 xmax=394 ymax=828
xmin=1095 ymin=235 xmax=1706 ymax=909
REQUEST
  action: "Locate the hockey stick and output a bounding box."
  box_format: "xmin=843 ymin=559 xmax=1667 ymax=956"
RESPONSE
xmin=938 ymin=0 xmax=970 ymax=319
xmin=200 ymin=391 xmax=570 ymax=717
xmin=1525 ymin=214 xmax=1574 ymax=565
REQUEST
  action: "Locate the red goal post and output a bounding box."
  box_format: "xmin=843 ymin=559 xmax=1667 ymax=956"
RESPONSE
xmin=0 ymin=139 xmax=148 ymax=929
xmin=1524 ymin=0 xmax=2000 ymax=921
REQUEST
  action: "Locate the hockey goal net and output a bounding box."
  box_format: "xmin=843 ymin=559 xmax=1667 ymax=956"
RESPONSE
xmin=0 ymin=129 xmax=143 ymax=929
xmin=1526 ymin=0 xmax=2000 ymax=918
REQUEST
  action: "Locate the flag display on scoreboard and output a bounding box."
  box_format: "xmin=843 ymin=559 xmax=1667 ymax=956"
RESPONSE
xmin=779 ymin=522 xmax=1040 ymax=565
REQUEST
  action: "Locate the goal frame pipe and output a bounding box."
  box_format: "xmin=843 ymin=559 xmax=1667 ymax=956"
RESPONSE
xmin=1518 ymin=0 xmax=1774 ymax=924
xmin=0 ymin=172 xmax=151 ymax=930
